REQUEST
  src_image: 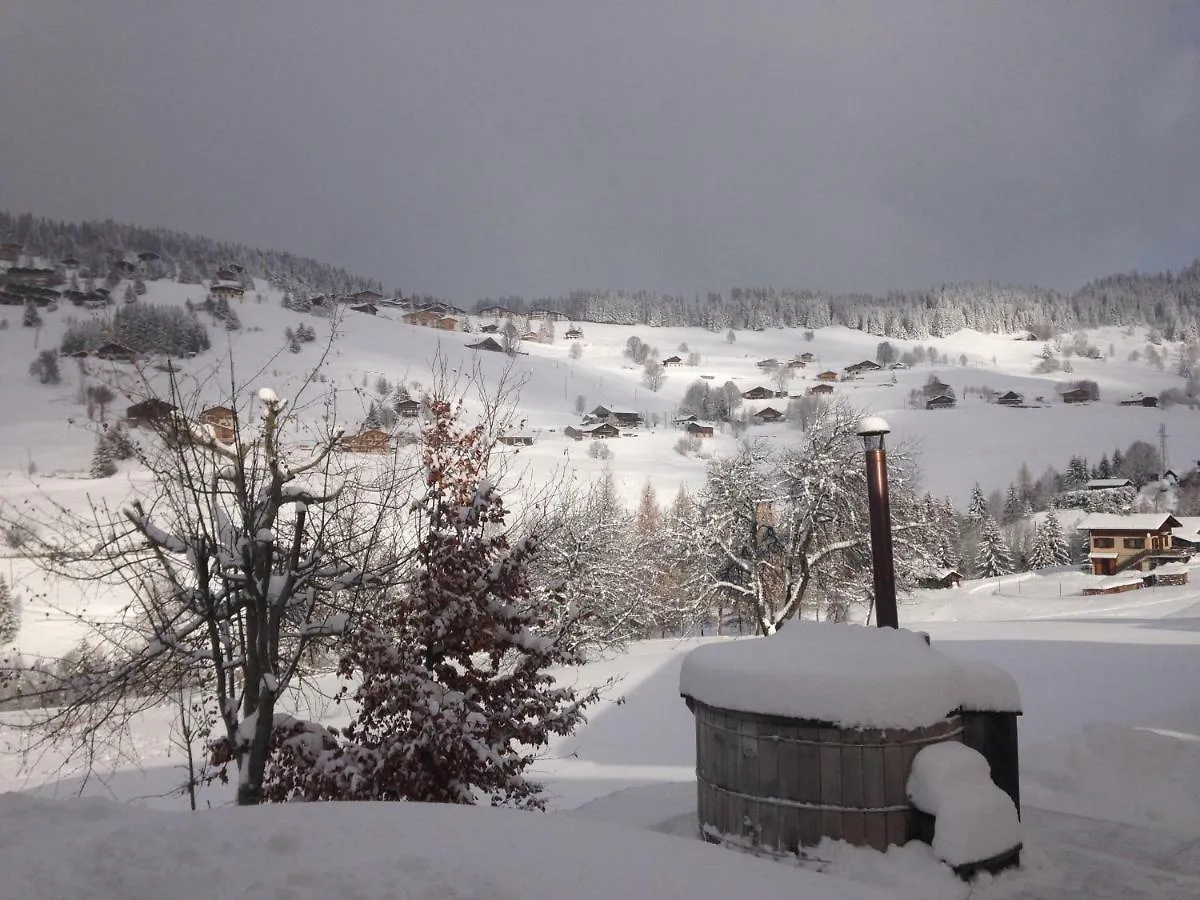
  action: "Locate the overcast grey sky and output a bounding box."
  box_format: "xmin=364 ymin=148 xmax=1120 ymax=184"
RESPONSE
xmin=1 ymin=2 xmax=1197 ymax=303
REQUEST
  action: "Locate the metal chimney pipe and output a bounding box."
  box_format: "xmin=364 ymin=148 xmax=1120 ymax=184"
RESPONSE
xmin=858 ymin=417 xmax=898 ymax=628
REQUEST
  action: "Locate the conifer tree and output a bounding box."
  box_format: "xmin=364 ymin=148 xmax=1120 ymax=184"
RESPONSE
xmin=1029 ymin=510 xmax=1072 ymax=568
xmin=967 ymin=483 xmax=989 ymax=520
xmin=266 ymin=397 xmax=602 ymax=806
xmin=1002 ymin=484 xmax=1022 ymax=524
xmin=976 ymin=516 xmax=1012 ymax=578
xmin=89 ymin=434 xmax=117 ymax=478
xmin=0 ymin=575 xmax=18 ymax=646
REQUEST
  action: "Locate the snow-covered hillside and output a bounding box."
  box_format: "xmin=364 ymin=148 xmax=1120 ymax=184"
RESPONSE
xmin=2 ymin=271 xmax=1196 ymax=510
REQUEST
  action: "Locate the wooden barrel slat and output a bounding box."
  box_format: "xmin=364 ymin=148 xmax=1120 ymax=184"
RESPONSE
xmin=689 ymin=698 xmax=963 ymax=853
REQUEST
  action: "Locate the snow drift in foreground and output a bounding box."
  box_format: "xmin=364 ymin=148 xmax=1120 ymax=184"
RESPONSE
xmin=0 ymin=793 xmax=899 ymax=900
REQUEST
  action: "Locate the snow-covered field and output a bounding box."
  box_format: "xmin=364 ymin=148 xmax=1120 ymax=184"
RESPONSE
xmin=4 ymin=274 xmax=1200 ymax=897
xmin=3 ymin=576 xmax=1200 ymax=898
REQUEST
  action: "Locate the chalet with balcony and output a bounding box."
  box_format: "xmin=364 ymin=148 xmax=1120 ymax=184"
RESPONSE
xmin=210 ymin=281 xmax=244 ymax=302
xmin=565 ymin=327 xmax=583 ymax=340
xmin=926 ymin=394 xmax=957 ymax=410
xmin=662 ymin=355 xmax=683 ymax=367
xmin=1076 ymin=513 xmax=1184 ymax=576
xmin=997 ymin=391 xmax=1023 ymax=407
xmin=816 ymin=370 xmax=838 ymax=382
xmin=395 ymin=399 xmax=422 ymax=418
xmin=808 ymin=383 xmax=834 ymax=396
xmin=685 ymin=422 xmax=714 ymax=438
xmin=753 ymin=407 xmax=783 ymax=424
xmin=198 ymin=406 xmax=237 ymax=442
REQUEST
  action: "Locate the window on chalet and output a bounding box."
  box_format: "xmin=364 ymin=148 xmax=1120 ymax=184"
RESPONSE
xmin=1123 ymin=537 xmax=1145 ymax=550
xmin=1093 ymin=537 xmax=1115 ymax=549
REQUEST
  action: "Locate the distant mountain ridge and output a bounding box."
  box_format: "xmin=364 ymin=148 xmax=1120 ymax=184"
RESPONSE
xmin=4 ymin=208 xmax=1197 ymax=341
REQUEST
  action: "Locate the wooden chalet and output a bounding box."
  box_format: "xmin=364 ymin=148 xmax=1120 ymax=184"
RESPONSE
xmin=611 ymin=411 xmax=643 ymax=428
xmin=467 ymin=337 xmax=504 ymax=352
xmin=340 ymin=429 xmax=391 ymax=454
xmin=480 ymin=323 xmax=500 ymax=333
xmin=996 ymin=391 xmax=1023 ymax=407
xmin=845 ymin=360 xmax=881 ymax=373
xmin=799 ymin=352 xmax=815 ymax=362
xmin=476 ymin=305 xmax=514 ymax=318
xmin=403 ymin=309 xmax=443 ymax=327
xmin=395 ymin=399 xmax=422 ymax=418
xmin=95 ymin=342 xmax=137 ymax=362
xmin=1061 ymin=388 xmax=1092 ymax=404
xmin=2 ymin=267 xmax=63 ymax=288
xmin=527 ymin=308 xmax=568 ymax=321
xmin=741 ymin=386 xmax=775 ymax=400
xmin=210 ymin=281 xmax=244 ymax=301
xmin=685 ymin=421 xmax=714 ymax=438
xmin=126 ymin=398 xmax=177 ymax=429
xmin=925 ymin=394 xmax=957 ymax=410
xmin=753 ymin=407 xmax=783 ymax=424
xmin=808 ymin=383 xmax=834 ymax=396
xmin=498 ymin=432 xmax=535 ymax=446
xmin=756 ymin=358 xmax=780 ymax=369
xmin=198 ymin=406 xmax=236 ymax=442
xmin=786 ymin=358 xmax=807 ymax=369
xmin=1171 ymin=516 xmax=1200 ymax=554
xmin=564 ymin=327 xmax=583 ymax=340
xmin=816 ymin=370 xmax=838 ymax=382
xmin=919 ymin=568 xmax=963 ymax=590
xmin=662 ymin=355 xmax=683 ymax=367
xmin=1076 ymin=513 xmax=1185 ymax=576
xmin=345 ymin=290 xmax=383 ymax=305
xmin=564 ymin=423 xmax=619 ymax=440
xmin=1119 ymin=394 xmax=1158 ymax=408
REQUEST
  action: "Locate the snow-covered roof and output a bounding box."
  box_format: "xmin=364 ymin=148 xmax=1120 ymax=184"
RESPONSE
xmin=679 ymin=623 xmax=1020 ymax=728
xmin=1076 ymin=514 xmax=1181 ymax=532
xmin=1087 ymin=478 xmax=1133 ymax=489
xmin=1152 ymin=563 xmax=1189 ymax=576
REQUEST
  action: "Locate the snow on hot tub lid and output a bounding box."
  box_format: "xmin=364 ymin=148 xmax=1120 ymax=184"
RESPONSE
xmin=679 ymin=623 xmax=1011 ymax=730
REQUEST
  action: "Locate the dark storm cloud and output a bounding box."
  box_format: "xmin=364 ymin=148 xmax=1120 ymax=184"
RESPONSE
xmin=1 ymin=2 xmax=1197 ymax=302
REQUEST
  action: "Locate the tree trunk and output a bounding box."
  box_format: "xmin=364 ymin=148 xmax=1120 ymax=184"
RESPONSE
xmin=237 ymin=692 xmax=277 ymax=806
